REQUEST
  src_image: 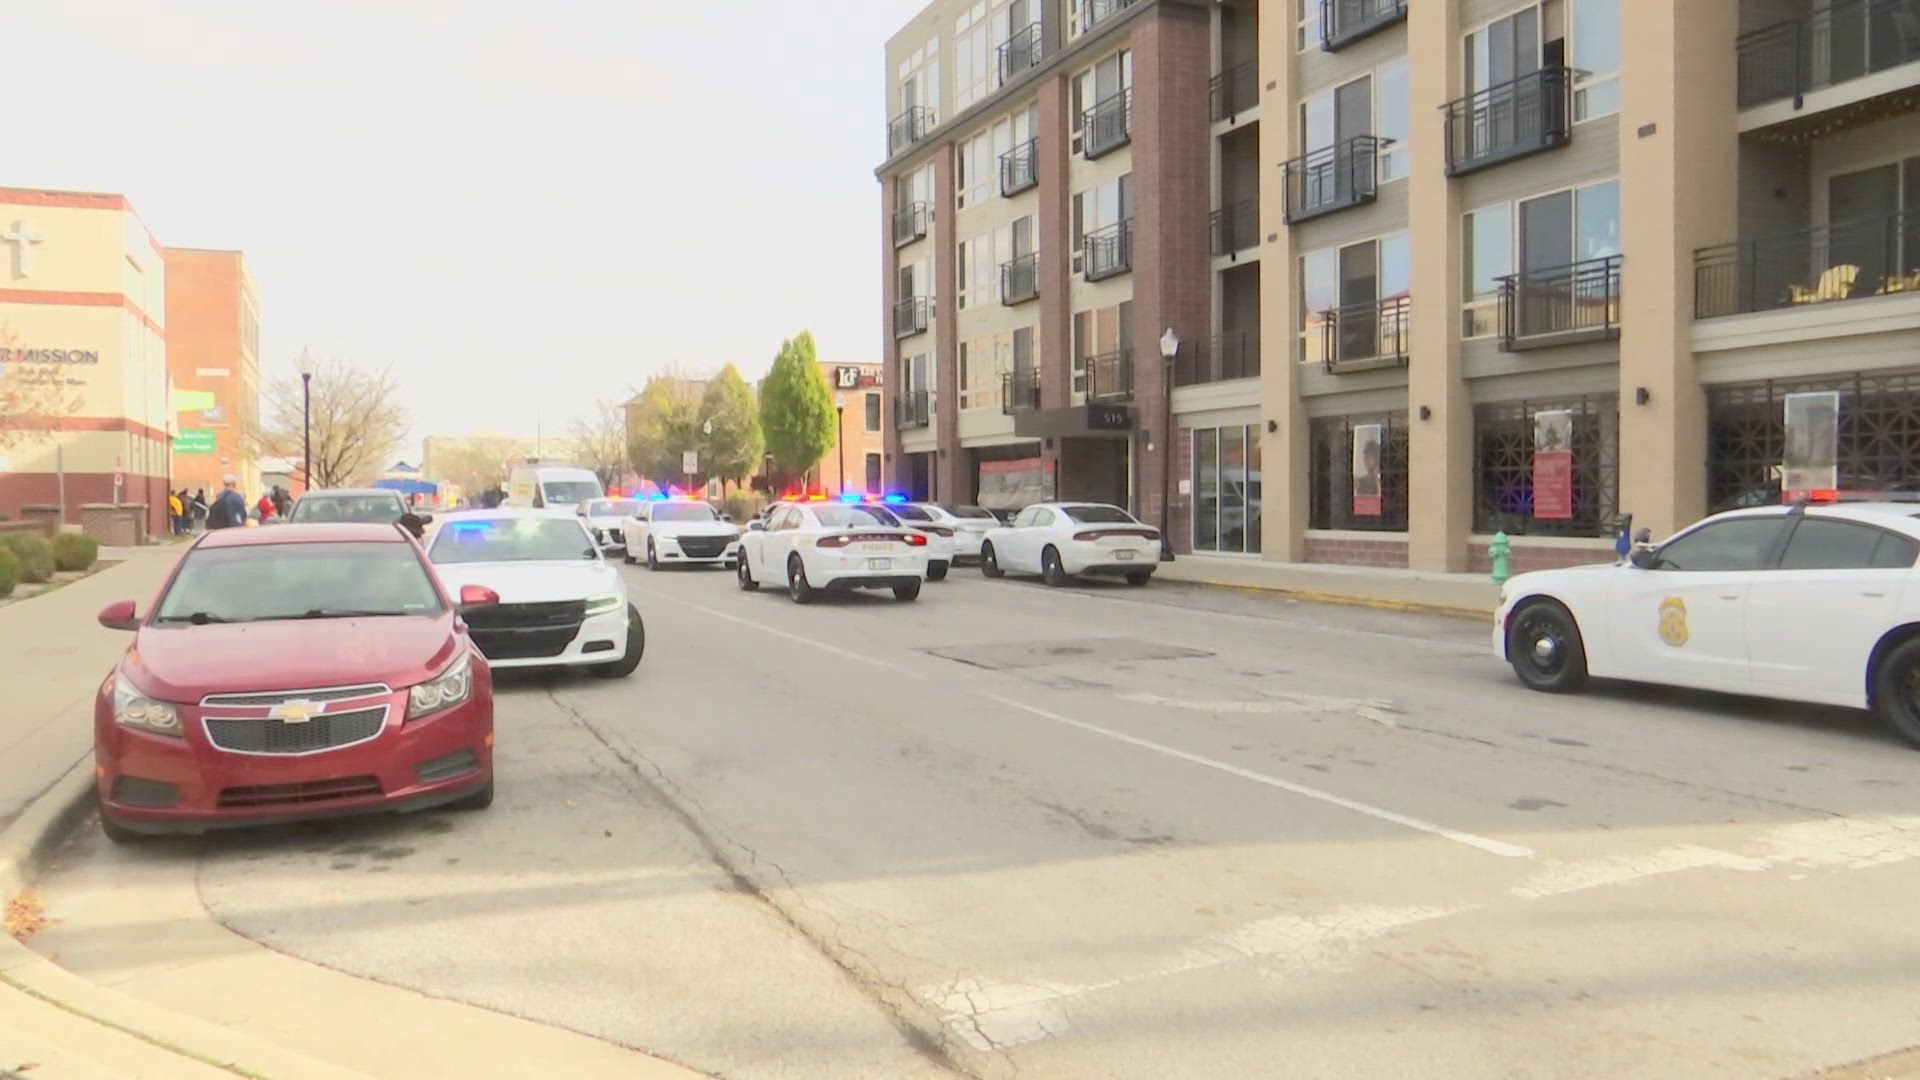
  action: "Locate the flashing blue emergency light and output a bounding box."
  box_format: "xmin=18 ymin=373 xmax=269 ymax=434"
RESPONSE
xmin=882 ymin=493 xmax=908 ymax=504
xmin=838 ymin=492 xmax=862 ymax=503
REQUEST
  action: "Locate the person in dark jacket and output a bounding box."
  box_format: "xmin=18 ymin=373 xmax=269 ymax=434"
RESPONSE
xmin=190 ymin=489 xmax=209 ymax=532
xmin=207 ymin=476 xmax=248 ymax=530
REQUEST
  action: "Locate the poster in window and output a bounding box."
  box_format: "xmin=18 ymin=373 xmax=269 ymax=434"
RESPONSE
xmin=1532 ymin=410 xmax=1575 ymax=520
xmin=977 ymin=457 xmax=1056 ymax=510
xmin=1782 ymin=390 xmax=1840 ymax=500
xmin=1351 ymin=423 xmax=1383 ymax=517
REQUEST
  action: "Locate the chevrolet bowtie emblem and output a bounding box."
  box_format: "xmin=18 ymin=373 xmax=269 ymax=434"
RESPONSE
xmin=268 ymin=700 xmax=323 ymax=724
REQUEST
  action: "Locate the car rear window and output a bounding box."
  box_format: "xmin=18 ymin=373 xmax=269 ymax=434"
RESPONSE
xmin=429 ymin=517 xmax=596 ymax=563
xmin=888 ymin=505 xmax=934 ymax=521
xmin=155 ymin=542 xmax=442 ymax=623
xmin=588 ymin=500 xmax=642 ymax=516
xmin=1062 ymin=505 xmax=1137 ymax=525
xmin=291 ymin=495 xmax=403 ymax=523
xmin=942 ymin=505 xmax=996 ymax=519
xmin=814 ymin=506 xmax=899 ymax=528
xmin=651 ymin=503 xmax=719 ymax=522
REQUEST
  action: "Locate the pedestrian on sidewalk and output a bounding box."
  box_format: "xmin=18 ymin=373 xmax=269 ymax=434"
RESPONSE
xmin=207 ymin=476 xmax=247 ymax=530
xmin=272 ymin=485 xmax=292 ymax=517
xmin=256 ymin=491 xmax=276 ymax=523
xmin=190 ymin=489 xmax=209 ymax=533
xmin=167 ymin=490 xmax=185 ymax=535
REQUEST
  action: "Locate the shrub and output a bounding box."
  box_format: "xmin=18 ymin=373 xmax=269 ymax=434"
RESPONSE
xmin=721 ymin=492 xmax=767 ymax=524
xmin=1 ymin=533 xmax=54 ymax=584
xmin=51 ymin=532 xmax=98 ymax=572
xmin=0 ymin=545 xmax=16 ymax=598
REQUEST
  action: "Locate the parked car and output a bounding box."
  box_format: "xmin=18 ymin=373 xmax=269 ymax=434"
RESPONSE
xmin=870 ymin=501 xmax=955 ymax=580
xmin=933 ymin=504 xmax=1001 ymax=563
xmin=980 ymin=502 xmax=1160 ymax=587
xmin=621 ymin=498 xmax=742 ymax=570
xmin=287 ymin=487 xmax=430 ymax=539
xmin=738 ymin=501 xmax=929 ymax=603
xmin=92 ymin=522 xmax=496 ymax=840
xmin=505 ymin=463 xmax=603 ymax=509
xmin=576 ymin=497 xmax=643 ymax=554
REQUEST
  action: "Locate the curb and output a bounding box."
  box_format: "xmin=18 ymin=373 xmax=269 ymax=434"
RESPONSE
xmin=1161 ymin=577 xmax=1493 ymax=623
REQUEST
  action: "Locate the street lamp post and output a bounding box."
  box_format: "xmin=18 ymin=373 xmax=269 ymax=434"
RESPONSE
xmin=834 ymin=391 xmax=847 ymax=496
xmin=296 ymin=349 xmax=316 ymax=493
xmin=1158 ymin=329 xmax=1179 ymax=563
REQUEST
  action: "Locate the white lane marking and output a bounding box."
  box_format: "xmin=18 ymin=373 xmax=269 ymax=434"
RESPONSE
xmin=984 ymin=693 xmax=1534 ymax=859
xmin=1120 ymin=690 xmax=1402 ymax=727
xmin=1509 ymin=844 xmax=1767 ymax=899
xmin=625 ymin=585 xmax=894 ymax=668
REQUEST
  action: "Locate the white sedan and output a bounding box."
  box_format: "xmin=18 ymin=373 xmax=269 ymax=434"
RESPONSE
xmin=427 ymin=510 xmax=643 ymax=677
xmin=576 ymin=497 xmax=643 ymax=554
xmin=980 ymin=502 xmax=1161 ymax=587
xmin=891 ymin=502 xmax=997 ymax=564
xmin=1496 ymin=501 xmax=1920 ymax=745
xmin=870 ymin=501 xmax=956 ymax=580
xmin=737 ymin=501 xmax=929 ymax=603
xmin=621 ymin=498 xmax=741 ymax=570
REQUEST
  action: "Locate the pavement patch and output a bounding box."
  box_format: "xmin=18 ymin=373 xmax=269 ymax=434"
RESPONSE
xmin=923 ymin=637 xmax=1212 ymax=670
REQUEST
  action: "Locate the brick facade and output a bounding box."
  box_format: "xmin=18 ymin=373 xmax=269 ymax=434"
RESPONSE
xmin=1467 ymin=541 xmax=1618 ymax=575
xmin=1304 ymin=535 xmax=1412 ymax=568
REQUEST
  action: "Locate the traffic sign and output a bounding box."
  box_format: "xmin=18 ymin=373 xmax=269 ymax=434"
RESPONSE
xmin=682 ymin=450 xmax=698 ymax=474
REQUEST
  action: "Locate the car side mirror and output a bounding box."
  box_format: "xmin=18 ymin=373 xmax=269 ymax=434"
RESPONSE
xmin=747 ymin=520 xmax=766 ymax=531
xmin=97 ymin=600 xmax=138 ymax=631
xmin=457 ymin=584 xmax=500 ymax=613
xmin=1628 ymin=548 xmax=1658 ymax=570
xmin=416 ymin=512 xmax=433 ymax=525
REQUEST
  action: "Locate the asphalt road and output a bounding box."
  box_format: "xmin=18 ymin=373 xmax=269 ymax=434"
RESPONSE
xmin=32 ymin=560 xmax=1920 ymax=1079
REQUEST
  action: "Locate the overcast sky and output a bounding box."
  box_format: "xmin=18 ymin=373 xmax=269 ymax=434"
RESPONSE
xmin=10 ymin=0 xmax=923 ymax=450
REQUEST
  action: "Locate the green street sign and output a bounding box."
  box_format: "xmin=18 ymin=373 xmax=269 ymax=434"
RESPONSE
xmin=174 ymin=428 xmax=216 ymax=454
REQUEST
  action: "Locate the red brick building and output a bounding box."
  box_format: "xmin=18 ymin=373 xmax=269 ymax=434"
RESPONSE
xmin=163 ymin=249 xmax=261 ymax=496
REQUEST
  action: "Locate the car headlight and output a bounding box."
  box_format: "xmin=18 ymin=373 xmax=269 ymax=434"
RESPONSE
xmin=407 ymin=653 xmax=473 ymax=720
xmin=112 ymin=672 xmax=182 ymax=737
xmin=584 ymin=593 xmax=623 ymax=617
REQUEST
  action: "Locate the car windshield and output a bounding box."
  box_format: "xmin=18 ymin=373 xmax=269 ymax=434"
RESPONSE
xmin=153 ymin=542 xmax=443 ymax=623
xmin=942 ymin=505 xmax=996 ymax=519
xmin=651 ymin=503 xmax=719 ymax=522
xmin=813 ymin=506 xmax=899 ymax=528
xmin=586 ymin=499 xmax=641 ymax=517
xmin=1062 ymin=505 xmax=1137 ymax=524
xmin=540 ymin=480 xmax=602 ymax=506
xmin=887 ymin=504 xmax=934 ymax=521
xmin=290 ymin=495 xmax=404 ymax=523
xmin=428 ymin=517 xmax=596 ymax=563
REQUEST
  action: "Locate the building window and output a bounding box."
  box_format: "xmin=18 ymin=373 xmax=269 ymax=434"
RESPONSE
xmin=865 ymin=393 xmax=881 ymax=432
xmin=1462 ymin=178 xmax=1618 ymax=337
xmin=1376 ymin=57 xmax=1410 ymax=180
xmin=1296 ymin=0 xmax=1321 ymax=51
xmin=958 ymin=230 xmax=1002 ymax=308
xmin=1300 ymin=231 xmax=1409 ymax=365
xmin=1571 ymin=0 xmax=1619 ymax=121
xmin=958 ymin=132 xmax=993 ymax=209
xmin=1070 ymin=50 xmax=1132 ymax=139
xmin=1301 ymin=57 xmax=1408 ymax=184
xmin=1071 ymin=302 xmax=1130 ymax=402
xmin=866 ymin=453 xmax=884 ymax=493
xmin=955 ymin=3 xmax=994 ymax=112
xmin=1472 ymin=395 xmax=1620 ymax=536
xmin=960 ymin=333 xmax=1013 ymax=410
xmin=897 ymin=37 xmax=942 ymax=125
xmin=1707 ymin=371 xmax=1920 ymax=512
xmin=1071 ymin=173 xmax=1132 ymax=273
xmin=1309 ymin=415 xmax=1409 ymax=531
xmin=1192 ymin=424 xmax=1263 ymax=554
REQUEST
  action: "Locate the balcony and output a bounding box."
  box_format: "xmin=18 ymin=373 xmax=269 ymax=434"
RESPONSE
xmin=892 ymin=201 xmax=929 ymax=247
xmin=998 ymin=22 xmax=1045 ymax=85
xmin=1319 ymin=0 xmax=1408 ymax=52
xmin=888 ymin=106 xmax=935 ymax=156
xmin=1176 ymin=330 xmax=1260 ymax=386
xmin=1496 ymin=255 xmax=1622 ymax=350
xmin=1320 ymin=296 xmax=1410 ymax=371
xmin=1695 ymin=209 xmax=1920 ymax=318
xmin=895 ymin=390 xmax=931 ymax=429
xmin=1210 ymin=60 xmax=1259 ymax=122
xmin=1083 ymin=87 xmax=1133 ymax=159
xmin=1080 ymin=0 xmax=1141 ymax=34
xmin=1281 ymin=134 xmax=1386 ymax=223
xmin=1001 ymin=252 xmax=1041 ymax=305
xmin=1211 ymin=201 xmax=1260 ymax=257
xmin=1086 ymin=348 xmax=1133 ymax=403
xmin=999 ymin=138 xmax=1039 ymax=197
xmin=1002 ymin=369 xmax=1042 ymax=414
xmin=1083 ymin=220 xmax=1133 ymax=282
xmin=1442 ymin=67 xmax=1572 ymax=177
xmin=1737 ymin=0 xmax=1920 ymax=111
xmin=893 ymin=296 xmax=930 ymax=339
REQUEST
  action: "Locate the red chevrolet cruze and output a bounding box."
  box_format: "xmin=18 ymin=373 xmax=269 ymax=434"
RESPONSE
xmin=93 ymin=523 xmax=497 ymax=840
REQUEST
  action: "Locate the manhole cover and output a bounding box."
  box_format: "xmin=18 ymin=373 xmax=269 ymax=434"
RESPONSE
xmin=924 ymin=638 xmax=1213 ymax=670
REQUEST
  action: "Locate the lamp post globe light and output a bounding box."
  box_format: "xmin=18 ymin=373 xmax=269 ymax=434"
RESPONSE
xmin=296 ymin=349 xmax=316 ymax=493
xmin=834 ymin=390 xmax=847 ymax=496
xmin=1157 ymin=329 xmax=1179 ymax=562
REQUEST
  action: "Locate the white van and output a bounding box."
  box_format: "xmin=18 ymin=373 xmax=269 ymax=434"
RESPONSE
xmin=506 ymin=464 xmax=605 ymax=509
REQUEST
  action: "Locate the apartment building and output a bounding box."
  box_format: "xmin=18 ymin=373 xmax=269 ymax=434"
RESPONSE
xmin=164 ymin=248 xmax=261 ymax=495
xmin=878 ymin=0 xmax=1254 ymax=523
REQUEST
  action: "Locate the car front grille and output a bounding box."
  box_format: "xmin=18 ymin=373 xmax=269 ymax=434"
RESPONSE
xmin=675 ymin=536 xmax=731 ymax=558
xmin=204 ymin=705 xmax=389 ymax=755
xmin=201 ymin=683 xmax=390 ymax=708
xmin=218 ymin=775 xmax=383 ymax=809
xmin=464 ymin=600 xmax=585 ymax=628
xmin=465 ymin=600 xmax=585 ymax=660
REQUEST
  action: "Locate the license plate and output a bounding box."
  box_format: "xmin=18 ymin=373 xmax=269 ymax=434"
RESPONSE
xmin=1114 ymin=550 xmax=1136 ymax=560
xmin=861 ymin=542 xmax=891 ymax=551
xmin=869 ymin=558 xmax=891 ymax=570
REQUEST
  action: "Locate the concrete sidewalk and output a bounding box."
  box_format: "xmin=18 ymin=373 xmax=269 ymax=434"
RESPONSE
xmin=1157 ymin=552 xmax=1503 ymax=619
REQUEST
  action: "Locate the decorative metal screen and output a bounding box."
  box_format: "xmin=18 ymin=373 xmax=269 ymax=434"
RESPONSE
xmin=1472 ymin=395 xmax=1619 ymax=536
xmin=1309 ymin=414 xmax=1410 ymax=531
xmin=1707 ymin=371 xmax=1920 ymax=511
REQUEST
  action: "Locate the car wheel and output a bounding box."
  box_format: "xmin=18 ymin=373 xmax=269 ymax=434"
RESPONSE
xmin=1041 ymin=546 xmax=1070 ymax=588
xmin=737 ymin=555 xmax=759 ymax=591
xmin=1125 ymin=571 xmax=1152 ymax=587
xmin=1871 ymin=637 xmax=1920 ymax=748
xmin=645 ymin=541 xmax=659 ymax=570
xmin=787 ymin=556 xmax=815 ymax=604
xmin=592 ymin=605 xmax=645 ymax=677
xmin=622 ymin=542 xmax=636 ymax=565
xmin=1505 ymin=599 xmax=1589 ymax=693
xmin=893 ymin=580 xmax=922 ymax=601
xmin=447 ymin=777 xmax=495 ymax=811
xmin=99 ymin=805 xmax=145 ymax=844
xmin=980 ymin=543 xmax=1004 ymax=579
xmin=927 ymin=561 xmax=949 ymax=582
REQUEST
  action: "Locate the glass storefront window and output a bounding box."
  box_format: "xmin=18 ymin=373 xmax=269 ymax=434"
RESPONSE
xmin=1190 ymin=424 xmax=1263 ymax=554
xmin=1308 ymin=415 xmax=1410 ymax=531
xmin=1194 ymin=429 xmax=1219 ymax=551
xmin=1470 ymin=395 xmax=1620 ymax=536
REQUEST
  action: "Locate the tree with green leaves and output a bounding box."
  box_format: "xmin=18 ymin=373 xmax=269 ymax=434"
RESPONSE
xmin=758 ymin=331 xmax=836 ymax=486
xmin=624 ymin=373 xmax=703 ymax=484
xmin=697 ymin=364 xmax=763 ymax=487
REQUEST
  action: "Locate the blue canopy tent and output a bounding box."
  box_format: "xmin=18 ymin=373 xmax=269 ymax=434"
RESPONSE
xmin=371 ymin=477 xmax=438 ymax=497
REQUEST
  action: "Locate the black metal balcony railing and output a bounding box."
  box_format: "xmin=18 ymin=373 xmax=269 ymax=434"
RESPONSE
xmin=1081 ymin=0 xmax=1141 ymax=33
xmin=1320 ymin=0 xmax=1409 ymax=51
xmin=1210 ymin=60 xmax=1259 ymax=122
xmin=1083 ymin=87 xmax=1133 ymax=159
xmin=1738 ymin=0 xmax=1920 ymax=110
xmin=1210 ymin=200 xmax=1260 ymax=256
xmin=1695 ymin=209 xmax=1920 ymax=318
xmin=997 ymin=22 xmax=1045 ymax=86
xmin=1496 ymin=255 xmax=1622 ymax=350
xmin=892 ymin=201 xmax=928 ymax=247
xmin=1086 ymin=348 xmax=1134 ymax=403
xmin=1281 ymin=134 xmax=1385 ymax=223
xmin=1442 ymin=67 xmax=1572 ymax=177
xmin=1176 ymin=331 xmax=1261 ymax=387
xmin=1320 ymin=295 xmax=1411 ymax=370
xmin=888 ymin=106 xmax=935 ymax=155
xmin=895 ymin=390 xmax=931 ymax=429
xmin=893 ymin=296 xmax=930 ymax=339
xmin=1002 ymin=369 xmax=1042 ymax=414
xmin=999 ymin=138 xmax=1039 ymax=197
xmin=1000 ymin=252 xmax=1040 ymax=305
xmin=1083 ymin=219 xmax=1133 ymax=282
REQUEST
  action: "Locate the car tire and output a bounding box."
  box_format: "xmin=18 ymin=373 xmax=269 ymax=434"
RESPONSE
xmin=1041 ymin=546 xmax=1069 ymax=588
xmin=1871 ymin=637 xmax=1920 ymax=748
xmin=646 ymin=541 xmax=659 ymax=571
xmin=980 ymin=543 xmax=1004 ymax=579
xmin=1125 ymin=571 xmax=1152 ymax=587
xmin=927 ymin=561 xmax=949 ymax=582
xmin=737 ymin=556 xmax=759 ymax=591
xmin=787 ymin=556 xmax=815 ymax=604
xmin=622 ymin=542 xmax=636 ymax=565
xmin=447 ymin=777 xmax=495 ymax=811
xmin=893 ymin=580 xmax=922 ymax=602
xmin=1505 ymin=599 xmax=1590 ymax=693
xmin=592 ymin=605 xmax=645 ymax=678
xmin=99 ymin=806 xmax=145 ymax=844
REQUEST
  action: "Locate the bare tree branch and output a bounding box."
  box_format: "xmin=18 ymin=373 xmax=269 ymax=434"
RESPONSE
xmin=568 ymin=398 xmax=629 ymax=490
xmin=0 ymin=322 xmax=84 ymax=454
xmin=255 ymin=355 xmax=410 ymax=488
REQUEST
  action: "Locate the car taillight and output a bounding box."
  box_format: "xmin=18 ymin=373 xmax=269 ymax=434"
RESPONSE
xmin=921 ymin=525 xmax=954 ymax=538
xmin=1075 ymin=528 xmax=1160 ymax=541
xmin=816 ymin=535 xmax=851 ymax=548
xmin=1074 ymin=531 xmax=1102 ymax=541
xmin=904 ymin=533 xmax=927 ymax=546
